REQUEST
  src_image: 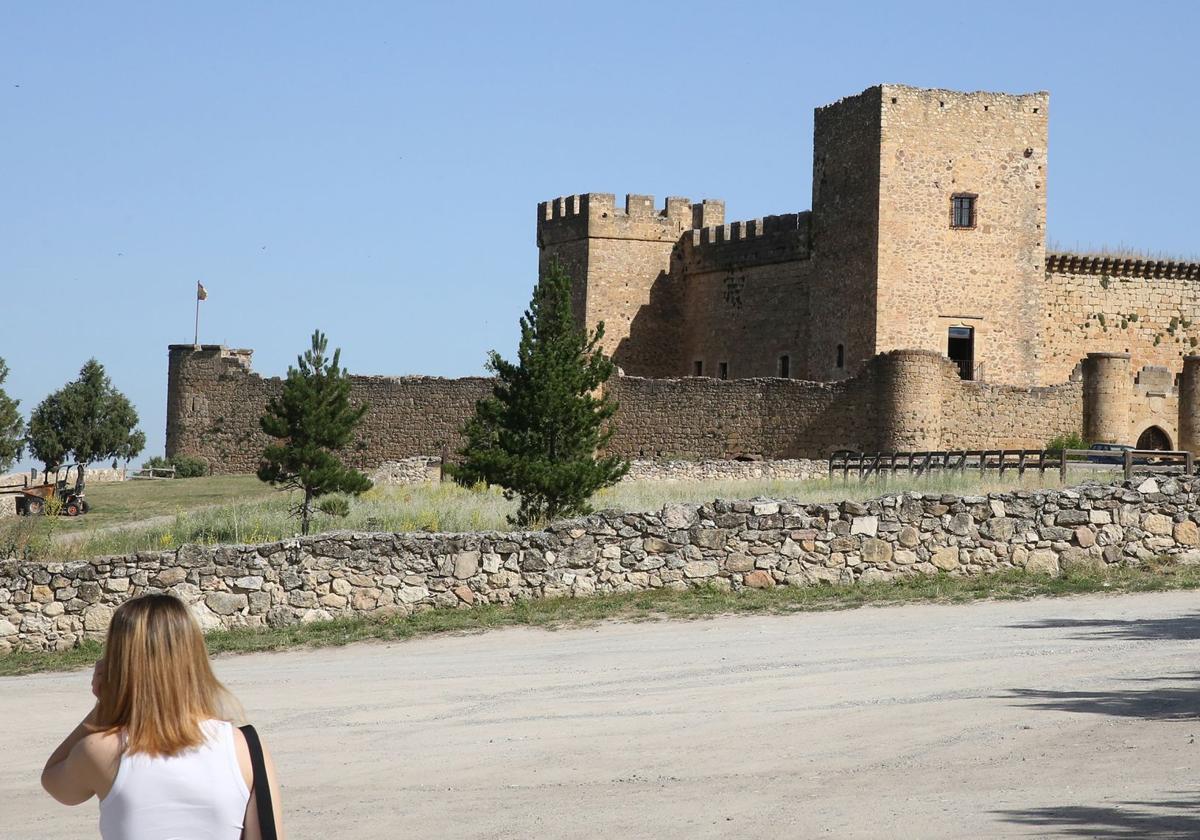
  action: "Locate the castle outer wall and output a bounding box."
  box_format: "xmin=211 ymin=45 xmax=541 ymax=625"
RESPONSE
xmin=167 ymin=345 xmax=1099 ymax=474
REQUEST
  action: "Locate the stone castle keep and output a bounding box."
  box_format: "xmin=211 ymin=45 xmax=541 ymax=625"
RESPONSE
xmin=167 ymin=83 xmax=1200 ymax=471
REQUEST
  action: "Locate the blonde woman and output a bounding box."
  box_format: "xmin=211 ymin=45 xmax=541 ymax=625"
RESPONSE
xmin=41 ymin=593 xmax=285 ymax=839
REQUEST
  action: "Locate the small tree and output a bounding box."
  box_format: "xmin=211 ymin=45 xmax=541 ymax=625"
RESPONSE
xmin=27 ymin=359 xmax=145 ymax=472
xmin=0 ymin=357 xmax=24 ymax=473
xmin=257 ymin=330 xmax=372 ymax=535
xmin=452 ymin=260 xmax=628 ymax=526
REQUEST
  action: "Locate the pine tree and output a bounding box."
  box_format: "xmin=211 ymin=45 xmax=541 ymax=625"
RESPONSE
xmin=453 ymin=260 xmax=628 ymax=526
xmin=257 ymin=330 xmax=372 ymax=535
xmin=0 ymin=357 xmax=24 ymax=473
xmin=27 ymin=359 xmax=145 ymax=471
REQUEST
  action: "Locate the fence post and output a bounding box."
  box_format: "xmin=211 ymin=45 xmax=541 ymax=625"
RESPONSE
xmin=1123 ymin=449 xmax=1133 ymax=482
xmin=1059 ymin=451 xmax=1068 ymax=484
xmin=1187 ymin=451 xmax=1195 ymax=476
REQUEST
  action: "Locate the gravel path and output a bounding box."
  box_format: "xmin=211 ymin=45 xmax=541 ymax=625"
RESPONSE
xmin=5 ymin=591 xmax=1200 ymax=838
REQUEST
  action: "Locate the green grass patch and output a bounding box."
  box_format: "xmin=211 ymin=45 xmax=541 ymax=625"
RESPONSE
xmin=6 ymin=562 xmax=1200 ymax=677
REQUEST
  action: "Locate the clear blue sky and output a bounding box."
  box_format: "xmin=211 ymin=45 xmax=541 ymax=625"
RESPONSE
xmin=2 ymin=1 xmax=1198 ymax=469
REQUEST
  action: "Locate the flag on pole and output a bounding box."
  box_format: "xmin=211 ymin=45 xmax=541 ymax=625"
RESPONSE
xmin=197 ymin=281 xmax=208 ymax=301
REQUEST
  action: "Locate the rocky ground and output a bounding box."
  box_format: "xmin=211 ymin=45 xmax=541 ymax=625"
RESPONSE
xmin=5 ymin=590 xmax=1200 ymax=838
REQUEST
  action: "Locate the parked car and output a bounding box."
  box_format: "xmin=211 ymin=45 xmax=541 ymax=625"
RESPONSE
xmin=1086 ymin=443 xmax=1154 ymax=465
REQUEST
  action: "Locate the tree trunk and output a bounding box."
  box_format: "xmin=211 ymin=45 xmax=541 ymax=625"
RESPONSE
xmin=302 ymin=487 xmax=312 ymax=536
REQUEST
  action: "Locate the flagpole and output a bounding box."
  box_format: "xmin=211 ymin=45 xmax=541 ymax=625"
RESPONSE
xmin=194 ymin=293 xmax=200 ymax=346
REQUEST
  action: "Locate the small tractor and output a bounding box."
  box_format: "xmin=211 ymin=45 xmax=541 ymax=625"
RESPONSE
xmin=2 ymin=464 xmax=90 ymax=516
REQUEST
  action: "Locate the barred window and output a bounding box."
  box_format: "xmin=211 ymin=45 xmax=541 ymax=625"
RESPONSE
xmin=779 ymin=355 xmax=790 ymax=378
xmin=951 ymin=194 xmax=976 ymax=229
xmin=693 ymin=360 xmax=703 ymax=376
xmin=718 ymin=362 xmax=729 ymax=380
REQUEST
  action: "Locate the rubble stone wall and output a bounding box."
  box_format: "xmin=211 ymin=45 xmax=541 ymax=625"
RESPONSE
xmin=3 ymin=475 xmax=1198 ymax=653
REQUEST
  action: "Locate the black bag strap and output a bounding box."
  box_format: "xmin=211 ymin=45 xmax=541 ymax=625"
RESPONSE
xmin=239 ymin=724 xmax=278 ymax=840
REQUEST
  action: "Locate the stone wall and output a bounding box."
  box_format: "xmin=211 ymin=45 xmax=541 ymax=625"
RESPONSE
xmin=369 ymin=457 xmax=830 ymax=486
xmin=536 ymin=193 xmax=724 ymax=378
xmin=874 ymin=85 xmax=1048 ymax=385
xmin=678 ymin=215 xmax=814 ymax=379
xmin=1039 ymin=255 xmax=1200 ymax=385
xmin=167 ymin=345 xmax=492 ymax=474
xmin=623 ymin=459 xmax=828 ymax=483
xmin=369 ymin=458 xmax=443 ymax=485
xmin=5 ymin=474 xmax=1199 ymax=653
xmin=169 ymin=346 xmax=1094 ymax=472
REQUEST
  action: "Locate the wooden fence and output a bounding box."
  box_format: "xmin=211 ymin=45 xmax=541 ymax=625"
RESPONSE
xmin=829 ymin=449 xmax=1195 ymax=483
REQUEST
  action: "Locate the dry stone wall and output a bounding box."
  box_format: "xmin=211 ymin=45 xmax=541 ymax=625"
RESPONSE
xmin=4 ymin=475 xmax=1199 ymax=653
xmin=370 ymin=457 xmax=830 ymax=486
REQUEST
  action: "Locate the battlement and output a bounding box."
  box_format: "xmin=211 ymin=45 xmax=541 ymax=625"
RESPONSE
xmin=1047 ymin=252 xmax=1200 ymax=281
xmin=167 ymin=344 xmax=254 ymax=371
xmin=536 ymin=193 xmax=725 ymax=246
xmin=680 ymin=212 xmax=812 ymax=273
xmin=880 ymin=83 xmax=1048 ymax=112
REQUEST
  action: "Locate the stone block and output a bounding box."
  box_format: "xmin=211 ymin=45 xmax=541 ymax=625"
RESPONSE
xmin=1174 ymin=520 xmax=1200 ymax=546
xmin=743 ymin=570 xmax=775 ymax=589
xmin=861 ymin=538 xmax=893 ymax=565
xmin=206 ymin=592 xmax=247 ymax=616
xmin=850 ymin=516 xmax=878 ymax=536
xmin=683 ymin=561 xmax=718 ymax=578
xmin=1143 ymin=514 xmax=1173 ymax=536
xmin=454 ymin=551 xmax=480 ymax=579
xmin=725 ymin=555 xmax=755 ymax=573
xmin=82 ymin=605 xmax=114 ymax=632
xmin=1025 ymin=550 xmax=1060 ymax=577
xmin=931 ymin=547 xmax=959 ymax=572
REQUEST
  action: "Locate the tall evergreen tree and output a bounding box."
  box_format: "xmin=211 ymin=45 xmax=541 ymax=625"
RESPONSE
xmin=257 ymin=330 xmax=372 ymax=535
xmin=0 ymin=357 xmax=24 ymax=473
xmin=27 ymin=359 xmax=145 ymax=471
xmin=453 ymin=260 xmax=628 ymax=526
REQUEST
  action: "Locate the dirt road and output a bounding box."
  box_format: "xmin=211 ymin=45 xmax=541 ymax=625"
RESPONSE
xmin=5 ymin=591 xmax=1200 ymax=838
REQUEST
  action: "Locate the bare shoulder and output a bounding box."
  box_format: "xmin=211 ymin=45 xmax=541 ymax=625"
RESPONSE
xmin=75 ymin=729 xmax=120 ymax=767
xmin=74 ymin=730 xmax=122 ymax=796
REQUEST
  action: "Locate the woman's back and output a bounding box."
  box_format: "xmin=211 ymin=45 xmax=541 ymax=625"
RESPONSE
xmin=99 ymin=719 xmax=250 ymax=840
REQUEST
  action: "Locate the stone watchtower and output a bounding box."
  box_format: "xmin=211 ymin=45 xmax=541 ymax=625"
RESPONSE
xmin=805 ymin=84 xmax=1049 ymax=384
xmin=536 ymin=193 xmax=723 ymax=377
xmin=537 ymin=83 xmax=1049 ymax=386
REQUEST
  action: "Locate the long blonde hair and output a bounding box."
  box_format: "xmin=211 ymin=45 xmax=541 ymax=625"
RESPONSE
xmin=94 ymin=593 xmax=239 ymax=756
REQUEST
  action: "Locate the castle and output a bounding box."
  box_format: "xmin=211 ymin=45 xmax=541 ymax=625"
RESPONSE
xmin=166 ymin=84 xmax=1200 ymax=472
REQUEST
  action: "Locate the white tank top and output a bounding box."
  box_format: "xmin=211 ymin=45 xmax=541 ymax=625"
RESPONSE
xmin=99 ymin=719 xmax=251 ymax=840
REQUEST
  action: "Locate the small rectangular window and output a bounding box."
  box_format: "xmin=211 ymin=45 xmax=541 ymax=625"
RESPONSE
xmin=779 ymin=355 xmax=790 ymax=378
xmin=693 ymin=360 xmax=703 ymax=376
xmin=718 ymin=362 xmax=729 ymax=380
xmin=951 ymin=194 xmax=976 ymax=229
xmin=836 ymin=344 xmax=845 ymax=369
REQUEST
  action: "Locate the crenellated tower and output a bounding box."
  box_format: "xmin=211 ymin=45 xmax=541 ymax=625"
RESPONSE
xmin=536 ymin=193 xmax=723 ymax=377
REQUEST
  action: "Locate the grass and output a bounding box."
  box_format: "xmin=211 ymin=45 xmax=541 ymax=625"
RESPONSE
xmin=5 ymin=561 xmax=1200 ymax=677
xmin=0 ymin=470 xmax=1106 ymax=563
xmin=1047 ymin=238 xmax=1200 ymax=263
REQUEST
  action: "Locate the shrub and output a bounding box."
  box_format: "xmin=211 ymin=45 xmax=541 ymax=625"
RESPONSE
xmin=169 ymin=455 xmax=208 ymax=478
xmin=317 ymin=496 xmax=351 ymax=518
xmin=1046 ymin=432 xmax=1087 ymax=454
xmin=141 ymin=454 xmax=208 ymax=478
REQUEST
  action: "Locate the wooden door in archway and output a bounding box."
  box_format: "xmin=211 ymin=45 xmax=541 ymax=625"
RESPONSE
xmin=1136 ymin=425 xmax=1172 ymax=451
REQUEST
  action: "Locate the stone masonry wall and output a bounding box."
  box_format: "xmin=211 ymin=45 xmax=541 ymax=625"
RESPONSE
xmin=1039 ymin=255 xmax=1200 ymax=385
xmin=679 ymin=215 xmax=814 ymax=379
xmin=369 ymin=457 xmax=830 ymax=486
xmin=167 ymin=345 xmax=492 ymax=474
xmin=169 ymin=345 xmax=1094 ymax=473
xmin=4 ymin=475 xmax=1199 ymax=653
xmin=875 ymin=85 xmax=1048 ymax=385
